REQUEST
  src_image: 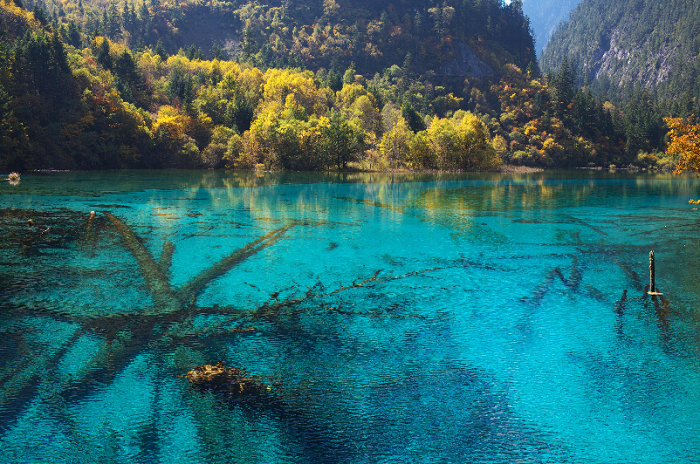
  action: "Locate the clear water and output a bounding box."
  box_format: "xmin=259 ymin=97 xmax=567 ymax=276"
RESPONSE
xmin=1 ymin=170 xmax=700 ymax=464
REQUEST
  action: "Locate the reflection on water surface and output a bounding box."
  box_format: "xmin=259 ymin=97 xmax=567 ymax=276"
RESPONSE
xmin=1 ymin=170 xmax=700 ymax=463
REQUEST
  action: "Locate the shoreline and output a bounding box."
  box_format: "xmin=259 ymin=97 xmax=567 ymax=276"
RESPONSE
xmin=6 ymin=164 xmax=675 ymax=175
xmin=498 ymin=165 xmax=545 ymax=173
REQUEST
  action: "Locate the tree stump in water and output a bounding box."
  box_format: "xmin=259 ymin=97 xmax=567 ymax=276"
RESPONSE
xmin=648 ymin=250 xmax=663 ymax=296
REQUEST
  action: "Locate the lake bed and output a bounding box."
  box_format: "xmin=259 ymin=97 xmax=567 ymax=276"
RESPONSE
xmin=1 ymin=170 xmax=700 ymax=463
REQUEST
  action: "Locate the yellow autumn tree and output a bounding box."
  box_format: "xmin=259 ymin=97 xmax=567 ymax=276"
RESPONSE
xmin=423 ymin=113 xmax=499 ymax=170
xmin=260 ymin=68 xmax=327 ymax=117
xmin=665 ymin=117 xmax=700 ymax=174
xmin=378 ymin=116 xmax=411 ymax=169
xmin=427 ymin=116 xmax=461 ymax=169
xmin=336 ymin=83 xmax=369 ymax=109
xmin=152 ymin=105 xmax=201 ymax=167
xmin=456 ymin=112 xmax=500 ymax=171
xmin=408 ymin=131 xmax=437 ymax=169
xmin=336 ymin=83 xmax=381 ymax=138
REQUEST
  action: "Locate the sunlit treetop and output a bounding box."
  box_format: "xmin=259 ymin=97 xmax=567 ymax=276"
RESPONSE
xmin=665 ymin=117 xmax=700 ymax=174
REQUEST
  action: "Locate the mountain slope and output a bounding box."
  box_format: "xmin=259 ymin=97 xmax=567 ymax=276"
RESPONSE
xmin=521 ymin=0 xmax=579 ymax=56
xmin=25 ymin=0 xmax=538 ymax=76
xmin=540 ymin=0 xmax=700 ymax=107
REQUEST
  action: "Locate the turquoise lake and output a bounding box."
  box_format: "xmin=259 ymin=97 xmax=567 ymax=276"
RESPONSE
xmin=1 ymin=170 xmax=700 ymax=463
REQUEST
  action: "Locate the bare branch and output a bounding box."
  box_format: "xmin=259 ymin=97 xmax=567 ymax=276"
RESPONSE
xmin=176 ymin=222 xmax=296 ymax=303
xmin=103 ymin=212 xmax=182 ymax=314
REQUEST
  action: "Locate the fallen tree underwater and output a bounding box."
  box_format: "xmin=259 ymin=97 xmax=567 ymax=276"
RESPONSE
xmin=0 ymin=208 xmax=444 ymax=462
xmin=0 ymin=212 xmax=298 ymax=402
xmin=523 ymin=227 xmax=675 ymax=352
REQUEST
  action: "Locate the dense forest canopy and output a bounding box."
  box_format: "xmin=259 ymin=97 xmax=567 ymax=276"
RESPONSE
xmin=0 ymin=0 xmax=683 ymax=172
xmin=18 ymin=0 xmax=537 ymax=74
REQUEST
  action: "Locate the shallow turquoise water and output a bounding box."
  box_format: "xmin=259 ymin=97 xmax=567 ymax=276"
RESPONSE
xmin=1 ymin=170 xmax=700 ymax=463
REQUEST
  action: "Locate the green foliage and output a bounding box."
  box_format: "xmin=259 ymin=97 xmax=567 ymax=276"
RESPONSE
xmin=320 ymin=109 xmax=363 ymax=170
xmin=65 ymin=20 xmax=80 ymax=47
xmin=113 ymin=49 xmax=144 ymax=105
xmin=95 ymin=36 xmax=111 ymax=69
xmin=32 ymin=1 xmax=48 ymax=25
xmin=154 ymin=39 xmax=166 ymax=61
xmin=402 ymin=103 xmax=425 ymax=132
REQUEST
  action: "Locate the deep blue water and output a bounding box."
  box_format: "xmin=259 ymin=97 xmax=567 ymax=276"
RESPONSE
xmin=1 ymin=170 xmax=700 ymax=463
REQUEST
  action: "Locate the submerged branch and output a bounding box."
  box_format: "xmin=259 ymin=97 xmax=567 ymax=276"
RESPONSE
xmin=528 ymin=268 xmax=558 ymax=306
xmin=560 ymin=214 xmax=608 ymax=236
xmin=176 ymin=223 xmax=296 ymax=303
xmin=247 ymin=267 xmax=445 ymax=321
xmin=83 ymin=211 xmax=97 ymax=255
xmin=103 ymin=212 xmax=182 ymax=313
xmin=0 ymin=328 xmax=83 ymax=408
xmin=158 ymin=241 xmax=175 ymax=274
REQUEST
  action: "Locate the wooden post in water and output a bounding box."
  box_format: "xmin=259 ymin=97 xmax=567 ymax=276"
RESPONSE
xmin=649 ymin=250 xmax=655 ymax=293
xmin=648 ymin=249 xmax=663 ymax=296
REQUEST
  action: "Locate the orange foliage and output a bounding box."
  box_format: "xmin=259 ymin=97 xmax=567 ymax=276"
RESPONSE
xmin=665 ymin=117 xmax=700 ymax=174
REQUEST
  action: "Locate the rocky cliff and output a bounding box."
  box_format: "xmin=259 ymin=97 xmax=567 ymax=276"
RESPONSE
xmin=540 ymin=0 xmax=700 ymax=105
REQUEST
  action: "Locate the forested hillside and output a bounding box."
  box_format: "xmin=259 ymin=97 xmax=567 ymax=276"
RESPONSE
xmin=0 ymin=0 xmax=676 ymax=172
xmin=541 ymin=0 xmax=700 ymax=114
xmin=20 ymin=0 xmax=537 ymax=75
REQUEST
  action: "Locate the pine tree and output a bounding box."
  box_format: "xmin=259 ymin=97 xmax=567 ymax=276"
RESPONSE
xmin=33 ymin=1 xmax=48 ymax=25
xmin=210 ymin=43 xmax=224 ymax=60
xmin=96 ymin=38 xmax=112 ymax=70
xmin=343 ymin=62 xmax=356 ymax=84
xmin=122 ymin=1 xmax=136 ymax=31
xmin=66 ymin=21 xmax=81 ymax=48
xmin=138 ymin=0 xmax=148 ymax=21
xmin=154 ymin=39 xmax=167 ymax=61
xmin=106 ymin=2 xmax=121 ymax=38
xmin=552 ymin=56 xmax=574 ymax=116
xmin=240 ymin=21 xmax=257 ymax=60
xmin=402 ymin=53 xmax=413 ymax=75
xmin=0 ymin=82 xmax=12 ymax=140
